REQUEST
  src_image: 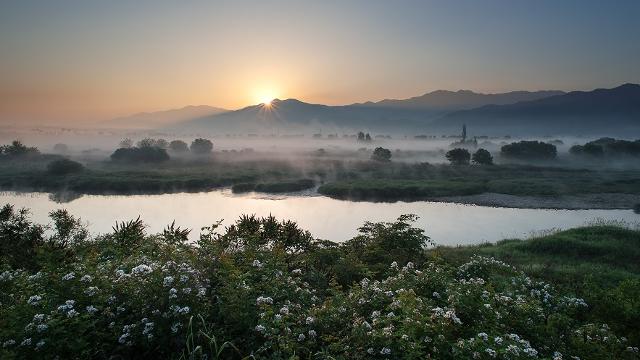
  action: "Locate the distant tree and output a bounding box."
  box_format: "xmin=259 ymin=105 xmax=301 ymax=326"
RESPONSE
xmin=371 ymin=147 xmax=392 ymax=162
xmin=500 ymin=141 xmax=557 ymax=161
xmin=111 ymin=147 xmax=170 ymax=163
xmin=53 ymin=143 xmax=69 ymax=154
xmin=365 ymin=133 xmax=372 ymax=142
xmin=445 ymin=148 xmax=471 ymax=165
xmin=190 ymin=138 xmax=213 ymax=154
xmin=357 ymin=132 xmax=365 ymax=141
xmin=0 ymin=140 xmax=39 ymax=157
xmin=137 ymin=138 xmax=157 ymax=148
xmin=570 ymin=143 xmax=604 ymax=157
xmin=47 ymin=158 xmax=84 ymax=175
xmin=472 ymin=148 xmax=493 ymax=165
xmin=169 ymin=140 xmax=189 ymax=153
xmin=154 ymin=139 xmax=169 ymax=149
xmin=119 ymin=138 xmax=133 ymax=148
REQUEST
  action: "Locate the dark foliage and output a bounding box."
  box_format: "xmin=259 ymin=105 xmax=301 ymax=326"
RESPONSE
xmin=471 ymin=148 xmax=493 ymax=165
xmin=445 ymin=148 xmax=471 ymax=165
xmin=169 ymin=140 xmax=189 ymax=153
xmin=110 ymin=147 xmax=170 ymax=163
xmin=501 ymin=140 xmax=557 ymax=160
xmin=47 ymin=158 xmax=84 ymax=175
xmin=371 ymin=147 xmax=392 ymax=162
xmin=190 ymin=138 xmax=213 ymax=154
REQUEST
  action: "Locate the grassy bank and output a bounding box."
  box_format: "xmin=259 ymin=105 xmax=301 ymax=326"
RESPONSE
xmin=2 ymin=156 xmax=640 ymax=205
xmin=1 ymin=206 xmax=639 ymax=359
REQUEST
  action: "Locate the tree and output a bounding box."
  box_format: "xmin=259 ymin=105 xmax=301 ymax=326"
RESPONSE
xmin=154 ymin=139 xmax=169 ymax=149
xmin=190 ymin=138 xmax=213 ymax=154
xmin=110 ymin=147 xmax=170 ymax=163
xmin=47 ymin=158 xmax=84 ymax=175
xmin=169 ymin=140 xmax=189 ymax=153
xmin=137 ymin=138 xmax=157 ymax=148
xmin=472 ymin=148 xmax=493 ymax=165
xmin=570 ymin=143 xmax=604 ymax=157
xmin=445 ymin=148 xmax=471 ymax=165
xmin=0 ymin=140 xmax=39 ymax=157
xmin=365 ymin=133 xmax=372 ymax=141
xmin=500 ymin=141 xmax=557 ymax=160
xmin=119 ymin=138 xmax=133 ymax=148
xmin=357 ymin=132 xmax=365 ymax=141
xmin=371 ymin=147 xmax=392 ymax=162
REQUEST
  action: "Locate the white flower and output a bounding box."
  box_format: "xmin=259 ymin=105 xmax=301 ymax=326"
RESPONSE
xmin=297 ymin=333 xmax=306 ymax=342
xmin=279 ymin=306 xmax=289 ymax=315
xmin=36 ymin=324 xmax=48 ymax=333
xmin=169 ymin=288 xmax=178 ymax=299
xmin=84 ymin=286 xmax=99 ymax=296
xmin=62 ymin=272 xmax=75 ymax=281
xmin=305 ymin=316 xmax=315 ymax=325
xmin=20 ymin=338 xmax=32 ymax=346
xmin=2 ymin=340 xmax=16 ymax=348
xmin=178 ymin=306 xmax=190 ymax=315
xmin=252 ymin=260 xmax=263 ymax=268
xmin=33 ymin=314 xmax=45 ymax=323
xmin=380 ymin=347 xmax=391 ymax=355
xmin=118 ymin=333 xmax=130 ymax=344
xmin=182 ymin=287 xmax=192 ymax=294
xmin=80 ymin=275 xmax=93 ymax=283
xmin=485 ymin=348 xmax=497 ymax=358
xmin=478 ymin=332 xmax=489 ymax=341
xmin=308 ymin=330 xmax=317 ymax=338
xmin=171 ymin=322 xmax=181 ymax=333
xmin=67 ymin=309 xmax=79 ymax=318
xmin=27 ymin=295 xmax=42 ymax=305
xmin=367 ymin=348 xmax=375 ymax=355
xmin=255 ymin=324 xmax=266 ymax=333
xmin=292 ymin=269 xmax=302 ymax=275
xmin=390 ymin=261 xmax=398 ymax=270
xmin=274 ymin=314 xmax=282 ymax=321
xmin=256 ymin=296 xmax=273 ymax=305
xmin=86 ymin=305 xmax=98 ymax=314
xmin=131 ymin=264 xmax=152 ymax=275
xmin=163 ymin=276 xmax=174 ymax=287
xmin=115 ymin=269 xmax=125 ymax=278
xmin=432 ymin=291 xmax=441 ymax=299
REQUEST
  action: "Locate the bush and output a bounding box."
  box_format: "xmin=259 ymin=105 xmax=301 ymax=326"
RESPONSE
xmin=501 ymin=141 xmax=557 ymax=161
xmin=445 ymin=148 xmax=471 ymax=165
xmin=169 ymin=140 xmax=189 ymax=153
xmin=110 ymin=147 xmax=170 ymax=163
xmin=47 ymin=159 xmax=84 ymax=175
xmin=371 ymin=147 xmax=392 ymax=162
xmin=1 ymin=209 xmax=638 ymax=359
xmin=0 ymin=140 xmax=39 ymax=158
xmin=570 ymin=143 xmax=605 ymax=157
xmin=471 ymin=148 xmax=493 ymax=165
xmin=52 ymin=143 xmax=69 ymax=154
xmin=190 ymin=138 xmax=213 ymax=154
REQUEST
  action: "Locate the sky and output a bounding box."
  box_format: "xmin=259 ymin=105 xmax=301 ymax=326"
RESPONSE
xmin=0 ymin=0 xmax=639 ymax=124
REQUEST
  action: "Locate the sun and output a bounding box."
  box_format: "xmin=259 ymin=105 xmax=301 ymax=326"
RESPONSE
xmin=254 ymin=89 xmax=278 ymax=106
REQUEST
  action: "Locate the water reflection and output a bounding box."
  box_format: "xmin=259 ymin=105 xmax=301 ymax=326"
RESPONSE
xmin=0 ymin=190 xmax=637 ymax=246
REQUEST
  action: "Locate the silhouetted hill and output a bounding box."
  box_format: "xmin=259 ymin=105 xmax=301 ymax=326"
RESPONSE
xmin=106 ymin=105 xmax=228 ymax=129
xmin=435 ymin=83 xmax=640 ymax=135
xmin=177 ymin=90 xmax=565 ymax=134
xmin=354 ymin=89 xmax=564 ymax=110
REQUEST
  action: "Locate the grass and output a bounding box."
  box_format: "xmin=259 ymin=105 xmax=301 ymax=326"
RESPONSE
xmin=433 ymin=225 xmax=640 ymax=344
xmin=2 ymin=155 xmax=640 ymax=202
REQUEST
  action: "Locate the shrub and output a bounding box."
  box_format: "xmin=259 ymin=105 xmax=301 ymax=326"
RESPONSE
xmin=190 ymin=138 xmax=213 ymax=154
xmin=471 ymin=148 xmax=493 ymax=165
xmin=371 ymin=147 xmax=392 ymax=162
xmin=52 ymin=143 xmax=69 ymax=154
xmin=501 ymin=141 xmax=557 ymax=160
xmin=47 ymin=159 xmax=84 ymax=175
xmin=445 ymin=148 xmax=471 ymax=165
xmin=110 ymin=147 xmax=170 ymax=163
xmin=0 ymin=140 xmax=39 ymax=158
xmin=169 ymin=140 xmax=189 ymax=153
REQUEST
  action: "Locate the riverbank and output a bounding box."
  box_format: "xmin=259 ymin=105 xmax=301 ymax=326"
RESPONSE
xmin=432 ymin=192 xmax=640 ymax=210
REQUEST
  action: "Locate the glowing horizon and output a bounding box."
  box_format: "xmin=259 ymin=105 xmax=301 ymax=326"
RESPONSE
xmin=1 ymin=1 xmax=638 ymax=124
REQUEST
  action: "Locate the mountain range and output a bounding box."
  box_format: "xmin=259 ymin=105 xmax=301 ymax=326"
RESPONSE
xmin=113 ymin=84 xmax=640 ymax=136
xmin=105 ymin=105 xmax=228 ymax=129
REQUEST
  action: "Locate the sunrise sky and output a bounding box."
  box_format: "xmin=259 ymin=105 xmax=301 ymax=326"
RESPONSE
xmin=1 ymin=0 xmax=639 ymax=124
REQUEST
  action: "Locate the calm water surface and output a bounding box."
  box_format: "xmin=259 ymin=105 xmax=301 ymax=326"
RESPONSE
xmin=1 ymin=191 xmax=637 ymax=246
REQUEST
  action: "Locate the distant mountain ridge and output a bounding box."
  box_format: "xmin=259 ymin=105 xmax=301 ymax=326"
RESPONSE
xmin=435 ymin=83 xmax=640 ymax=135
xmin=175 ymin=89 xmax=569 ymax=134
xmin=106 ymin=105 xmax=228 ymax=129
xmin=353 ymin=89 xmax=564 ymax=110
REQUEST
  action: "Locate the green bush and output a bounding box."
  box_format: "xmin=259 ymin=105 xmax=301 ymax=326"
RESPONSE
xmin=47 ymin=159 xmax=84 ymax=175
